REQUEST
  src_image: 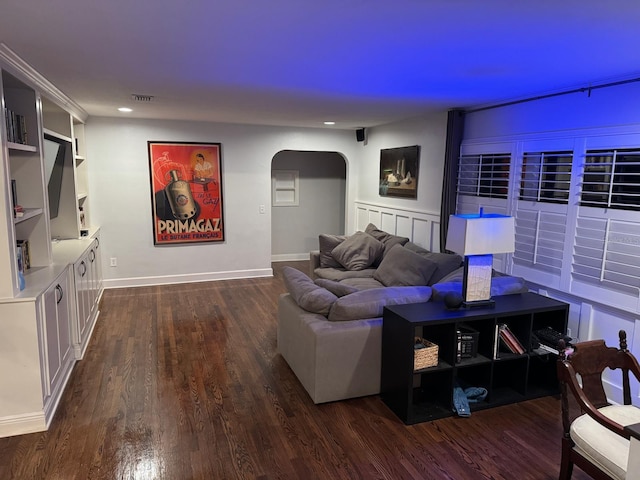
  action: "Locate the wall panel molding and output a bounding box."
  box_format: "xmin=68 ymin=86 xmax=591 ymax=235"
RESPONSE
xmin=354 ymin=201 xmax=441 ymax=251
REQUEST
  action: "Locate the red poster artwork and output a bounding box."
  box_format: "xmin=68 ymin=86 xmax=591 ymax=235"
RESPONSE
xmin=148 ymin=142 xmax=224 ymax=245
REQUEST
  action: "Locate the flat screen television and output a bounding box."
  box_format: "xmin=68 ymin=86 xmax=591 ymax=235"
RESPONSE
xmin=43 ymin=133 xmax=69 ymax=219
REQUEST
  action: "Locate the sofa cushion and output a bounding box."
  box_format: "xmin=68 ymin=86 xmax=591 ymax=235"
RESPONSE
xmin=318 ymin=234 xmax=347 ymax=268
xmin=314 ymin=267 xmax=377 ymax=281
xmin=404 ymin=242 xmax=463 ymax=285
xmin=328 ymin=286 xmax=432 ymax=322
xmin=570 ymin=404 xmax=640 ymax=479
xmin=373 ymin=244 xmax=438 ymax=287
xmin=339 ymin=277 xmax=385 ymax=290
xmin=282 ymin=266 xmax=337 ymax=315
xmin=314 ymin=278 xmax=358 ymax=297
xmin=431 ymin=275 xmax=528 ymax=301
xmin=364 ymin=223 xmax=410 ymax=259
xmin=331 ymin=231 xmax=384 ymax=271
xmin=437 ymin=266 xmax=464 ymax=284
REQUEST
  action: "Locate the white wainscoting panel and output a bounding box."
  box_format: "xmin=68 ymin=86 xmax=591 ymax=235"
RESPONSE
xmin=354 ymin=201 xmax=441 ymax=252
xmin=530 ymin=284 xmax=640 ymax=406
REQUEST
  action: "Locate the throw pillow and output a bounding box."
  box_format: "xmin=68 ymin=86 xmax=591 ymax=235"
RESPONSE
xmin=373 ymin=244 xmax=438 ymax=286
xmin=364 ymin=223 xmax=410 ymax=258
xmin=282 ymin=266 xmax=337 ymax=315
xmin=314 ymin=278 xmax=359 ymax=297
xmin=403 ymin=242 xmax=463 ymax=285
xmin=318 ymin=234 xmax=347 ymax=268
xmin=328 ymin=286 xmax=432 ymax=322
xmin=330 ymin=231 xmax=384 ymax=271
xmin=437 ymin=266 xmax=464 ymax=284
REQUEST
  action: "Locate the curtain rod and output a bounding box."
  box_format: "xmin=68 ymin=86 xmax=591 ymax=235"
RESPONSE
xmin=465 ymin=76 xmax=640 ymax=114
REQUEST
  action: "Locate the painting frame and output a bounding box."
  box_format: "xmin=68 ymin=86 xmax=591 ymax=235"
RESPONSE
xmin=148 ymin=141 xmax=224 ymax=245
xmin=379 ymin=145 xmax=420 ymax=199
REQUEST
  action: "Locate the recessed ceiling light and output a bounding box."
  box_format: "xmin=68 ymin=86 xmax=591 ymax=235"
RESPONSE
xmin=118 ymin=107 xmax=133 ymax=113
xmin=323 ymin=121 xmax=335 ymax=125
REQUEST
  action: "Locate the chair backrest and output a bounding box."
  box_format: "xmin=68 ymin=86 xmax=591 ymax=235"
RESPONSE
xmin=557 ymin=330 xmax=640 ymax=434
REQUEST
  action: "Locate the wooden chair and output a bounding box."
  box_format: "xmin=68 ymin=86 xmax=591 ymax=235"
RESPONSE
xmin=557 ymin=330 xmax=640 ymax=480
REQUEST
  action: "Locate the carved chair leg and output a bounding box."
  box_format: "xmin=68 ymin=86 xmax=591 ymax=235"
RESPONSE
xmin=559 ymin=437 xmax=574 ymax=480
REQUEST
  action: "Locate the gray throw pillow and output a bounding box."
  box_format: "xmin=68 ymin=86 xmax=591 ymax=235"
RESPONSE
xmin=318 ymin=234 xmax=347 ymax=268
xmin=330 ymin=231 xmax=384 ymax=271
xmin=373 ymin=244 xmax=438 ymax=286
xmin=403 ymin=242 xmax=429 ymax=255
xmin=314 ymin=278 xmax=359 ymax=297
xmin=403 ymin=243 xmax=463 ymax=285
xmin=437 ymin=266 xmax=464 ymax=284
xmin=282 ymin=266 xmax=337 ymax=315
xmin=364 ymin=223 xmax=410 ymax=259
xmin=328 ymin=286 xmax=432 ymax=321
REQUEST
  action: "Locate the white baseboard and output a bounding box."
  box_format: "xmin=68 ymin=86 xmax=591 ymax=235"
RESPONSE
xmin=0 ymin=411 xmax=46 ymax=438
xmin=271 ymin=253 xmax=309 ymax=262
xmin=103 ymin=268 xmax=273 ymax=289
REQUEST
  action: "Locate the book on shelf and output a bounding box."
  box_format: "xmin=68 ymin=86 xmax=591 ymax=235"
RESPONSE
xmin=14 ymin=205 xmax=24 ymax=218
xmin=16 ymin=239 xmax=30 ymax=270
xmin=498 ymin=324 xmax=526 ymax=355
xmin=16 ymin=245 xmax=24 ymax=275
xmin=11 ymin=179 xmax=18 ymax=209
xmin=4 ymin=107 xmax=28 ymax=144
xmin=536 ymin=343 xmax=559 ymax=355
xmin=456 ymin=324 xmax=479 ymax=362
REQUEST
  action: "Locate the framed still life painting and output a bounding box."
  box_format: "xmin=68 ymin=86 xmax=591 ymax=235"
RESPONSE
xmin=379 ymin=145 xmax=420 ymax=199
xmin=148 ymin=141 xmax=224 ymax=245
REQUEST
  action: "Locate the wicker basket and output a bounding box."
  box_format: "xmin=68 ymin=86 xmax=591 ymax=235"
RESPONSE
xmin=414 ymin=338 xmax=439 ymax=370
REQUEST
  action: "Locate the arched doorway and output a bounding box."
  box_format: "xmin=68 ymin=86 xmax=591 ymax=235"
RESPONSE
xmin=271 ymin=150 xmax=346 ymax=261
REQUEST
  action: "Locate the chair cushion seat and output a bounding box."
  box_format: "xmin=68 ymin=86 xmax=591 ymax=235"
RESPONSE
xmin=570 ymin=404 xmax=640 ymax=480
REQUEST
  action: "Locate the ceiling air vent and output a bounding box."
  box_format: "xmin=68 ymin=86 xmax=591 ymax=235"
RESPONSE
xmin=131 ymin=94 xmax=155 ymax=102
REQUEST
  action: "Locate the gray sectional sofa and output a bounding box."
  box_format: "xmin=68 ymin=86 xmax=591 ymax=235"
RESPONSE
xmin=277 ymin=223 xmax=527 ymax=404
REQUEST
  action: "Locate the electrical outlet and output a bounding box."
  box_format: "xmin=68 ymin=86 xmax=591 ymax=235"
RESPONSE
xmin=110 ymin=257 xmax=117 ymax=267
xmin=566 ymin=328 xmax=572 ymax=338
xmin=259 ymin=204 xmax=266 ymax=214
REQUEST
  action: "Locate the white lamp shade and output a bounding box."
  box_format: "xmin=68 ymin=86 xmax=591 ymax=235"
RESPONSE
xmin=445 ymin=213 xmax=515 ymax=256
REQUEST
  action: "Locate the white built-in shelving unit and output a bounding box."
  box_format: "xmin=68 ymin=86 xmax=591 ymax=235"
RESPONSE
xmin=0 ymin=44 xmax=103 ymax=437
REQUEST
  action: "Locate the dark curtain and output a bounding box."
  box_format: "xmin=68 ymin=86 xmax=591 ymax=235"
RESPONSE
xmin=439 ymin=109 xmax=465 ymax=252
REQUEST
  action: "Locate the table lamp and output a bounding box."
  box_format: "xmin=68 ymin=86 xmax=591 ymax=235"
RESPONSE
xmin=445 ymin=211 xmax=515 ymax=307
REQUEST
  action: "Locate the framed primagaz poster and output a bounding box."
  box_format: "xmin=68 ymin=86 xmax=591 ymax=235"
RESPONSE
xmin=148 ymin=141 xmax=224 ymax=245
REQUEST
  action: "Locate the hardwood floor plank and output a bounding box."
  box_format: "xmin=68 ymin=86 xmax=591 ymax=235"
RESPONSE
xmin=0 ymin=261 xmax=590 ymax=479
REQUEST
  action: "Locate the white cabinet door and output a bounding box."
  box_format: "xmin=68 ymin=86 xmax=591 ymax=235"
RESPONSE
xmin=72 ymin=237 xmax=102 ymax=359
xmin=42 ymin=286 xmax=61 ymax=394
xmin=40 ymin=269 xmax=73 ymax=400
xmin=74 ymin=253 xmax=90 ymax=347
xmin=87 ymin=245 xmax=97 ymax=316
xmin=93 ymin=237 xmax=103 ymax=294
xmin=56 ymin=276 xmax=72 ymax=370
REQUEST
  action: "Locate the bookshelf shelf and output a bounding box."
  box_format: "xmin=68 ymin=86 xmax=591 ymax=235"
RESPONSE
xmin=13 ymin=207 xmax=43 ymax=224
xmin=7 ymin=142 xmax=37 ymax=152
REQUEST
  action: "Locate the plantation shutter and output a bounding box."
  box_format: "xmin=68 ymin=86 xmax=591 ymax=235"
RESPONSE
xmin=572 ymin=215 xmax=640 ymax=295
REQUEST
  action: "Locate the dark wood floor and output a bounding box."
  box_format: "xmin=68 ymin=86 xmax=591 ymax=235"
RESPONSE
xmin=0 ymin=261 xmax=590 ymax=480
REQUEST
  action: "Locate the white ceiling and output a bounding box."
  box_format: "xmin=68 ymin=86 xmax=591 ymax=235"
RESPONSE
xmin=1 ymin=0 xmax=640 ymax=129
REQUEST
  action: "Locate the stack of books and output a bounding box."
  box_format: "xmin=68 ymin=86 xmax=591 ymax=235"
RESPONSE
xmin=493 ymin=323 xmax=525 ymax=358
xmin=16 ymin=239 xmax=30 ymax=270
xmin=4 ymin=107 xmax=28 ymax=144
xmin=534 ymin=327 xmax=569 ymax=355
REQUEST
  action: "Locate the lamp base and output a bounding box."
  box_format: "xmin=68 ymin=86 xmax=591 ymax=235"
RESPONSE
xmin=462 ymin=254 xmax=493 ymax=304
xmin=462 ymin=298 xmax=495 ymax=309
